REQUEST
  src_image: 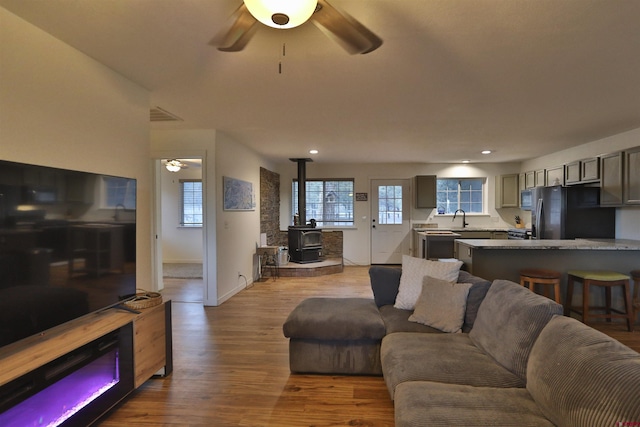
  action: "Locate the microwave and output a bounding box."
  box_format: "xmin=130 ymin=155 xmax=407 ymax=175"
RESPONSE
xmin=520 ymin=189 xmax=533 ymax=211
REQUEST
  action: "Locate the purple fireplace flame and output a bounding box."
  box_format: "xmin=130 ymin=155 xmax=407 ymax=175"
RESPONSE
xmin=0 ymin=349 xmax=120 ymax=427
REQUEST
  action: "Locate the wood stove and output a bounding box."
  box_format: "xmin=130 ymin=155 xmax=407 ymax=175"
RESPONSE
xmin=288 ymin=226 xmax=322 ymax=263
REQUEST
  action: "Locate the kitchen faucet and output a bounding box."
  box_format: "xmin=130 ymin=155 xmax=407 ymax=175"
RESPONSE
xmin=452 ymin=209 xmax=468 ymax=228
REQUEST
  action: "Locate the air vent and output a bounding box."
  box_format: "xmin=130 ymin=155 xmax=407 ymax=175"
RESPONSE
xmin=150 ymin=107 xmax=183 ymax=122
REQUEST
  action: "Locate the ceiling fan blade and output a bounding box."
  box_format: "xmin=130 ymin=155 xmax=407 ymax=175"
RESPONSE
xmin=210 ymin=3 xmax=258 ymax=52
xmin=311 ymin=0 xmax=382 ymax=54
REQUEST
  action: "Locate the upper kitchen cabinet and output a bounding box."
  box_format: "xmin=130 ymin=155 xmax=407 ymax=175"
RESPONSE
xmin=525 ymin=171 xmax=536 ymax=189
xmin=535 ymin=169 xmax=545 ymax=187
xmin=566 ymin=158 xmax=600 ymax=185
xmin=625 ymin=147 xmax=640 ymax=205
xmin=600 ymin=151 xmax=624 ymax=206
xmin=495 ymin=174 xmax=519 ymax=208
xmin=565 ymin=161 xmax=581 ymax=184
xmin=415 ymin=175 xmax=437 ymax=208
xmin=545 ymin=166 xmax=565 ymax=187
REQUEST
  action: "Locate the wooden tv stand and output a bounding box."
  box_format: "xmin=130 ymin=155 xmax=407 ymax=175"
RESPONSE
xmin=0 ymin=300 xmax=172 ymax=422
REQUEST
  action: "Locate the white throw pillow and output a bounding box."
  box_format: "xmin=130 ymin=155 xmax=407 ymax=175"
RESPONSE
xmin=394 ymin=255 xmax=463 ymax=310
xmin=408 ymin=276 xmax=472 ymax=333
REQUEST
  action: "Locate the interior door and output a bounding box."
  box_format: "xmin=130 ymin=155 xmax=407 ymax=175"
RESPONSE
xmin=371 ymin=179 xmax=411 ymax=264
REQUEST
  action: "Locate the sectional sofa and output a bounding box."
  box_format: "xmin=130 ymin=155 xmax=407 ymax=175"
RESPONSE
xmin=283 ymin=258 xmax=640 ymax=426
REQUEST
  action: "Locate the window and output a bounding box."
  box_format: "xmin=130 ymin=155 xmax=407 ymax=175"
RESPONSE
xmin=436 ymin=178 xmax=485 ymax=214
xmin=378 ymin=185 xmax=403 ymax=224
xmin=102 ymin=176 xmax=136 ymax=209
xmin=181 ymin=180 xmax=203 ymax=227
xmin=292 ymin=179 xmax=354 ymax=226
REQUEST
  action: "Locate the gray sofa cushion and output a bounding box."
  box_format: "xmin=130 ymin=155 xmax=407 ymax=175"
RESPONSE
xmin=381 ymin=332 xmax=524 ymax=399
xmin=527 ymin=315 xmax=640 ymax=426
xmin=379 ymin=305 xmax=443 ymax=335
xmin=370 ymin=267 xmax=491 ymax=333
xmin=457 ymin=270 xmax=491 ymax=332
xmin=469 ymin=279 xmax=563 ymax=382
xmin=369 ymin=266 xmax=402 ymax=307
xmin=283 ymin=297 xmax=386 ymax=340
xmin=394 ymin=381 xmax=554 ymax=427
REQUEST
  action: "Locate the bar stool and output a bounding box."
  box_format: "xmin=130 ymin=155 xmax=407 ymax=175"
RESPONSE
xmin=520 ymin=269 xmax=562 ymax=304
xmin=631 ymin=270 xmax=640 ymax=320
xmin=565 ymin=270 xmax=634 ymax=332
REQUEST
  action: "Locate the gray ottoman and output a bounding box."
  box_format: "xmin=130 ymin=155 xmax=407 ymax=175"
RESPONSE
xmin=283 ymin=297 xmax=386 ymax=375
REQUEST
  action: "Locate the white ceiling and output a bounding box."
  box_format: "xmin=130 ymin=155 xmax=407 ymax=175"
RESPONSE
xmin=2 ymin=0 xmax=640 ymax=164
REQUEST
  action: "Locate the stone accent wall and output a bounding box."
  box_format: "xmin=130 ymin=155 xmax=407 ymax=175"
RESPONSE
xmin=260 ymin=167 xmax=280 ymax=245
xmin=320 ymin=230 xmax=343 ymax=258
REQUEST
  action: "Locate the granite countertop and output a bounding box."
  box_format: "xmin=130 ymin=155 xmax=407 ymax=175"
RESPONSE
xmin=414 ymin=227 xmax=509 ymax=232
xmin=456 ymin=238 xmax=640 ymax=250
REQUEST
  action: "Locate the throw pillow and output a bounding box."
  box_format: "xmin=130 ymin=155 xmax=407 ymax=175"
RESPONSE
xmin=408 ymin=276 xmax=472 ymax=333
xmin=394 ymin=255 xmax=463 ymax=310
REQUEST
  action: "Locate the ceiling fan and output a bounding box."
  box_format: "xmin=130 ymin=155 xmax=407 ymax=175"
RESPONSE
xmin=212 ymin=0 xmax=382 ymax=54
xmin=163 ymin=159 xmax=188 ymax=172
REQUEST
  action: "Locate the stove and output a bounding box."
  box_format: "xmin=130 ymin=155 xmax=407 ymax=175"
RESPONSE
xmin=507 ymin=228 xmax=531 ymax=240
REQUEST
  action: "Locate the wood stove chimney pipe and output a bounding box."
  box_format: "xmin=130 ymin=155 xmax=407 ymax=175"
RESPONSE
xmin=290 ymin=158 xmax=312 ymax=226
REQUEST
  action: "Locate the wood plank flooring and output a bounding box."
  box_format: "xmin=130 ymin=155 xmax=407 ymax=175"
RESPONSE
xmin=97 ymin=266 xmax=640 ymax=427
xmin=98 ymin=266 xmax=394 ymax=427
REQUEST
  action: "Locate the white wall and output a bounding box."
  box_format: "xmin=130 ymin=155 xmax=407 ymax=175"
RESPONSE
xmin=215 ymin=132 xmax=274 ymax=303
xmin=0 ymin=8 xmax=152 ymax=287
xmin=151 ymin=129 xmax=275 ymax=305
xmin=522 ymin=127 xmax=640 ymax=240
xmin=160 ymin=165 xmax=203 ymax=263
xmin=276 ymin=161 xmax=522 ymax=265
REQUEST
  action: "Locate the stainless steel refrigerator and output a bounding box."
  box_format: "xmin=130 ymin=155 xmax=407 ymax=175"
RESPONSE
xmin=530 ymin=185 xmax=615 ymax=239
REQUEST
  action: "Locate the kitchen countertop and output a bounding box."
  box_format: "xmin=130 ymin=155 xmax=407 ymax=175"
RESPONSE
xmin=414 ymin=227 xmax=509 ymax=232
xmin=456 ymin=238 xmax=640 ymax=250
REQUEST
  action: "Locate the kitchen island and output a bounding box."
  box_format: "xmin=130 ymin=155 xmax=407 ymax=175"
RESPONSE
xmin=455 ymin=238 xmax=640 ymax=310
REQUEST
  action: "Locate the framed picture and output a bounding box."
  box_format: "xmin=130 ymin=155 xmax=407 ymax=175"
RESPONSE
xmin=223 ymin=176 xmax=255 ymax=211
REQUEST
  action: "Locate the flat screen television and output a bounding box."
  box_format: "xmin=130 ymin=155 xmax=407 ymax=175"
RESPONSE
xmin=0 ymin=159 xmax=137 ymax=349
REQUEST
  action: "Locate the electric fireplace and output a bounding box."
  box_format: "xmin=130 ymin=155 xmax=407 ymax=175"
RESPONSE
xmin=288 ymin=226 xmax=322 ymax=263
xmin=0 ymin=325 xmax=134 ymax=427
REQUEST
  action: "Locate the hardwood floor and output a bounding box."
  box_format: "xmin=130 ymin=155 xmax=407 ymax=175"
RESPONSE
xmin=98 ymin=266 xmax=395 ymax=427
xmin=97 ymin=266 xmax=640 ymax=427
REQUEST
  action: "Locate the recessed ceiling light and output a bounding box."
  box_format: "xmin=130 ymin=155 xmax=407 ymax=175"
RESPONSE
xmin=481 ymin=150 xmax=492 ymax=155
xmin=462 ymin=160 xmax=470 ymax=164
xmin=309 ymin=149 xmax=318 ymax=154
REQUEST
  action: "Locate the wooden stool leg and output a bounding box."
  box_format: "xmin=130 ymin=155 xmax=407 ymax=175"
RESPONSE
xmin=623 ymin=280 xmax=634 ymax=332
xmin=553 ymin=282 xmax=562 ymax=304
xmin=633 ymin=277 xmax=640 ymax=321
xmin=605 ymin=286 xmax=612 ymax=323
xmin=565 ymin=275 xmax=575 ymax=316
xmin=582 ymin=279 xmax=590 ymax=326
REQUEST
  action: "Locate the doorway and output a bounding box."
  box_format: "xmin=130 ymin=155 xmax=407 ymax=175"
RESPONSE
xmin=156 ymin=158 xmax=204 ymax=303
xmin=370 ymin=179 xmax=411 ymax=264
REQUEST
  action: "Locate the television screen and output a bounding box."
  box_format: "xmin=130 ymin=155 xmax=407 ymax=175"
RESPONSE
xmin=0 ymin=160 xmax=137 ymax=348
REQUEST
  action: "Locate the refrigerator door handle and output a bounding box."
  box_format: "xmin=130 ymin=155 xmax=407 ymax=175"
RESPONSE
xmin=534 ymin=198 xmax=543 ymax=239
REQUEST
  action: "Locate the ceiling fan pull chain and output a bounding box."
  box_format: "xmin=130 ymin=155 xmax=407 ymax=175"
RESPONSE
xmin=279 ymin=43 xmax=286 ymax=74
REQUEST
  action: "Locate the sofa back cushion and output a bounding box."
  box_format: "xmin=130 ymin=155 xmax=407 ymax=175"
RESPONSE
xmin=527 ymin=315 xmax=640 ymax=426
xmin=369 ymin=267 xmax=491 ymax=332
xmin=457 ymin=270 xmax=491 ymax=332
xmin=469 ymin=279 xmax=562 ymax=381
xmin=369 ymin=266 xmax=402 ymax=307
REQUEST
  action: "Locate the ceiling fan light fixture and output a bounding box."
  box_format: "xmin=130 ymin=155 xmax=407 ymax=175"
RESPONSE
xmin=244 ymin=0 xmax=318 ymax=29
xmin=165 ymin=159 xmax=182 ymax=172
